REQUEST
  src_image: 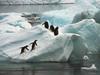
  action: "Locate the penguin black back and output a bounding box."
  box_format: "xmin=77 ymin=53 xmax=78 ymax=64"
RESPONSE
xmin=34 ymin=40 xmax=38 ymax=46
xmin=31 ymin=40 xmax=38 ymax=51
xmin=50 ymin=25 xmax=55 ymax=32
xmin=54 ymin=27 xmax=59 ymax=36
xmin=31 ymin=40 xmax=37 ymax=45
xmin=20 ymin=45 xmax=29 ymax=54
xmin=42 ymin=21 xmax=49 ymax=29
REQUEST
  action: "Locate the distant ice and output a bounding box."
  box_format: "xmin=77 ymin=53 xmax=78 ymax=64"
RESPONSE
xmin=81 ymin=64 xmax=97 ymax=70
xmin=0 ymin=0 xmax=75 ymax=4
xmin=0 ymin=13 xmax=32 ymax=33
xmin=41 ymin=0 xmax=98 ymax=26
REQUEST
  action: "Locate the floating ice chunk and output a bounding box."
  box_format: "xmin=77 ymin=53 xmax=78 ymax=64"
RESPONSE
xmin=83 ymin=55 xmax=89 ymax=60
xmin=81 ymin=64 xmax=97 ymax=70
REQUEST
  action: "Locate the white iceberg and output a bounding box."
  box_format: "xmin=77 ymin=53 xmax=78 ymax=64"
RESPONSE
xmin=0 ymin=0 xmax=100 ymax=64
xmin=61 ymin=19 xmax=100 ymax=52
xmin=0 ymin=24 xmax=87 ymax=62
xmin=81 ymin=64 xmax=97 ymax=70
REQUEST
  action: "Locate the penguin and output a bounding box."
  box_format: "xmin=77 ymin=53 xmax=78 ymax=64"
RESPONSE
xmin=42 ymin=21 xmax=49 ymax=29
xmin=20 ymin=45 xmax=29 ymax=54
xmin=50 ymin=25 xmax=55 ymax=32
xmin=31 ymin=40 xmax=38 ymax=51
xmin=54 ymin=26 xmax=59 ymax=36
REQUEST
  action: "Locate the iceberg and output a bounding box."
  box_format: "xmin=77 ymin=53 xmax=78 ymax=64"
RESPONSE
xmin=0 ymin=0 xmax=100 ymax=64
xmin=0 ymin=24 xmax=87 ymax=63
xmin=61 ymin=19 xmax=100 ymax=52
xmin=0 ymin=13 xmax=89 ymax=63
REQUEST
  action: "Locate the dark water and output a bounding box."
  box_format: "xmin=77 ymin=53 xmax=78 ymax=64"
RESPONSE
xmin=0 ymin=54 xmax=99 ymax=75
xmin=0 ymin=60 xmax=99 ymax=75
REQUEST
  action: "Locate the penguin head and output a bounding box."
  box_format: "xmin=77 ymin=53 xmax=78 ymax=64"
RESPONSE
xmin=26 ymin=45 xmax=29 ymax=47
xmin=50 ymin=25 xmax=54 ymax=28
xmin=42 ymin=21 xmax=48 ymax=25
xmin=35 ymin=40 xmax=37 ymax=41
xmin=50 ymin=25 xmax=55 ymax=31
xmin=34 ymin=40 xmax=38 ymax=42
xmin=55 ymin=26 xmax=59 ymax=30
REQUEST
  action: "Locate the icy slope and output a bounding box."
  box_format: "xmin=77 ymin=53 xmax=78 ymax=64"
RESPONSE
xmin=0 ymin=0 xmax=75 ymax=5
xmin=0 ymin=25 xmax=87 ymax=62
xmin=0 ymin=13 xmax=32 ymax=33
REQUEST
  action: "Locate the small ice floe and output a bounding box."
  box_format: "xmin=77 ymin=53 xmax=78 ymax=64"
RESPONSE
xmin=91 ymin=19 xmax=95 ymax=22
xmin=81 ymin=64 xmax=97 ymax=70
xmin=83 ymin=55 xmax=89 ymax=60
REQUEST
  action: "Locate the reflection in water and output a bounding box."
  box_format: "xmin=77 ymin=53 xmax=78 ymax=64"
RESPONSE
xmin=0 ymin=59 xmax=99 ymax=75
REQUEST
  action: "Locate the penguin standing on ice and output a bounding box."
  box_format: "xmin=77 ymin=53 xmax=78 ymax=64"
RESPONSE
xmin=54 ymin=27 xmax=59 ymax=36
xmin=31 ymin=40 xmax=38 ymax=51
xmin=20 ymin=45 xmax=29 ymax=54
xmin=42 ymin=21 xmax=49 ymax=29
xmin=50 ymin=25 xmax=55 ymax=32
